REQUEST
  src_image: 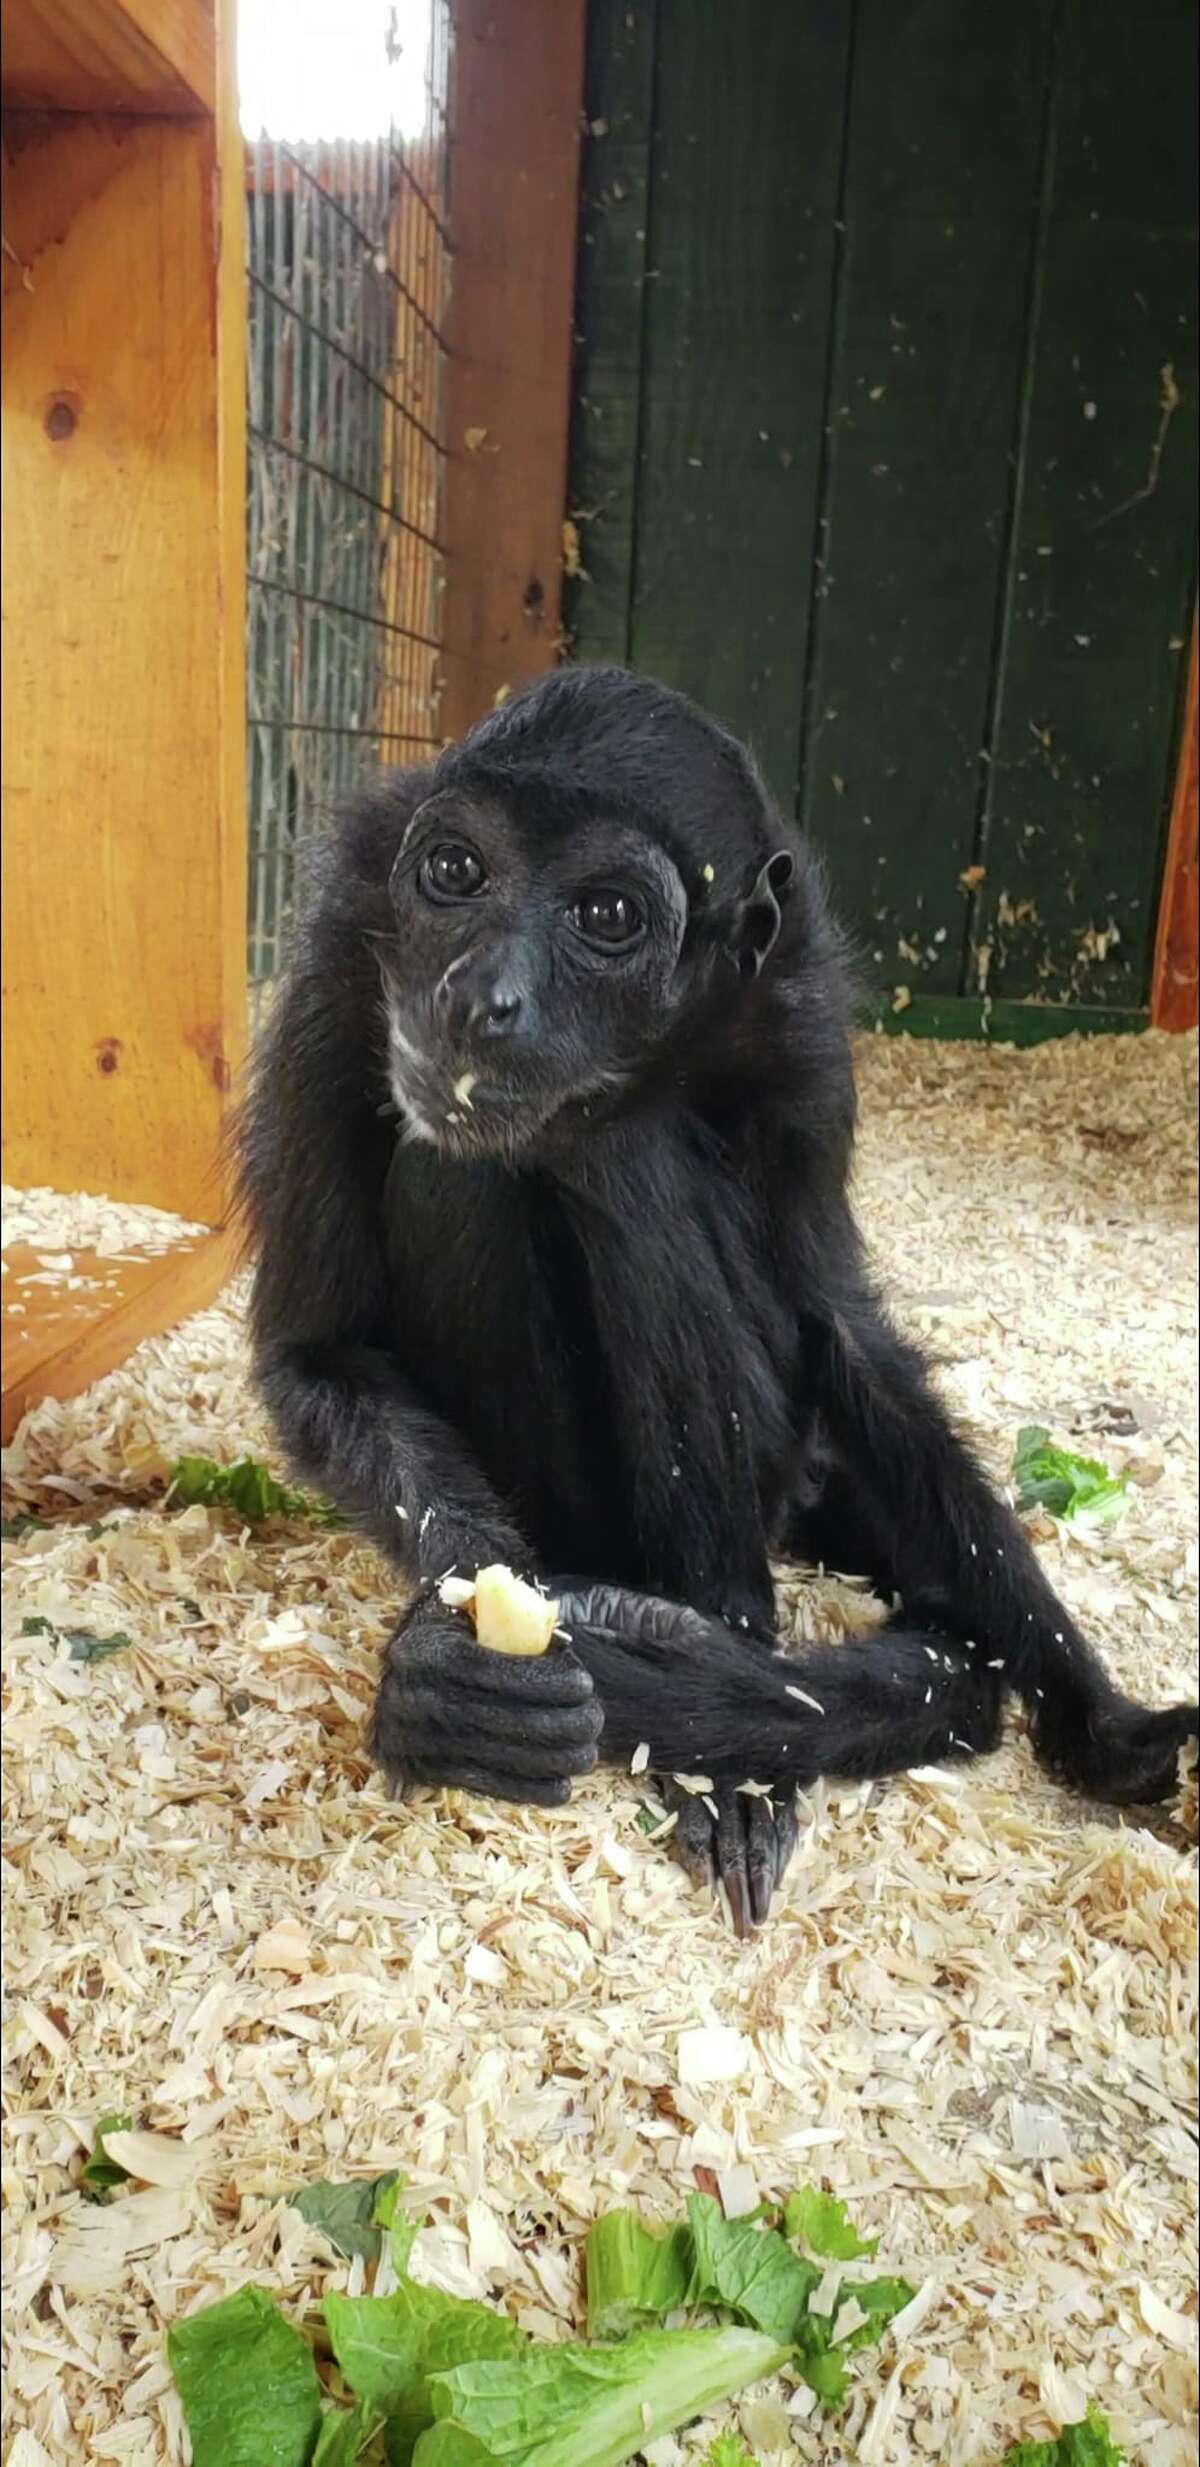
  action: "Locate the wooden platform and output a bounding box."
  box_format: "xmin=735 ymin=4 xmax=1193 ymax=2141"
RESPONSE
xmin=2 ymin=1226 xmax=238 ymax=1445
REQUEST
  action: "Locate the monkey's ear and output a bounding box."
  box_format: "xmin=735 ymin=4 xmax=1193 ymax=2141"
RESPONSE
xmin=734 ymin=849 xmax=796 ymax=978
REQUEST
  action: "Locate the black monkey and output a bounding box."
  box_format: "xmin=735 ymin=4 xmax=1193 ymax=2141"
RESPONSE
xmin=240 ymin=667 xmax=1197 ymax=1934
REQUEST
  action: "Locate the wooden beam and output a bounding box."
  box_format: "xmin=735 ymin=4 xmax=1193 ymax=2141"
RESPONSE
xmin=2 ymin=1228 xmax=239 ymax=1445
xmin=1 ymin=0 xmax=215 ymax=116
xmin=439 ymin=0 xmax=586 ymax=741
xmin=1 ymin=1 xmax=247 ymax=1222
xmin=1151 ymin=623 xmax=1198 ymax=1032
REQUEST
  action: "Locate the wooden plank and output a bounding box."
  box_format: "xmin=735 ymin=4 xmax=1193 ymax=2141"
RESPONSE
xmin=976 ymin=0 xmax=1199 ymax=1011
xmin=623 ymin=0 xmax=852 ymax=800
xmin=1 ymin=0 xmax=215 ymax=116
xmin=564 ymin=0 xmax=658 ymax=664
xmin=1151 ymin=621 xmax=1199 ymax=1030
xmin=439 ymin=0 xmax=586 ymax=739
xmin=1 ymin=15 xmax=247 ymax=1221
xmin=2 ymin=1227 xmax=239 ymax=1444
xmin=800 ymin=0 xmax=1056 ymax=1001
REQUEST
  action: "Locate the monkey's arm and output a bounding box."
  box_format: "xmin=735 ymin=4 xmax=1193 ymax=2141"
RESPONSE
xmin=806 ymin=1272 xmax=1197 ymax=1804
xmin=242 ymin=943 xmax=602 ymax=1802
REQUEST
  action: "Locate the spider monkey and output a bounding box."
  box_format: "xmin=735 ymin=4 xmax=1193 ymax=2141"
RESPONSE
xmin=240 ymin=666 xmax=1197 ymax=1934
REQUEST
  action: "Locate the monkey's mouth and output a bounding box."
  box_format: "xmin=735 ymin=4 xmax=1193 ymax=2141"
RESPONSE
xmin=383 ymin=1000 xmax=622 ymax=1161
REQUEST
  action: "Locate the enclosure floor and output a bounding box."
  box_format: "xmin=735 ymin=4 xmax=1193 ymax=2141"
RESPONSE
xmin=3 ymin=1032 xmax=1197 ymax=2464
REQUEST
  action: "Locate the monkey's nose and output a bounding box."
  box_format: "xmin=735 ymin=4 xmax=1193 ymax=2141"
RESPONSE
xmin=467 ymin=984 xmax=522 ymax=1038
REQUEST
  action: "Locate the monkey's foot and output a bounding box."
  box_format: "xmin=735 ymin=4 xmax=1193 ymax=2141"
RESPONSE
xmin=1036 ymin=1694 xmax=1198 ymax=1807
xmin=661 ymin=1777 xmax=799 ymax=1937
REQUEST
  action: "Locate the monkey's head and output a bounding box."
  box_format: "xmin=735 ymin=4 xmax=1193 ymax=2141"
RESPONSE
xmin=379 ymin=665 xmax=801 ymax=1161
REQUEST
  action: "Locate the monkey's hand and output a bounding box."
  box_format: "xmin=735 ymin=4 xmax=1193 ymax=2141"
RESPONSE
xmin=371 ymin=1590 xmax=604 ymax=1808
xmin=555 ymin=1583 xmax=799 ymax=1935
xmin=1033 ymin=1686 xmax=1198 ymax=1807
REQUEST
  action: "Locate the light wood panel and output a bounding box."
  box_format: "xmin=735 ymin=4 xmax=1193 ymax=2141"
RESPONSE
xmin=439 ymin=0 xmax=586 ymax=739
xmin=2 ymin=1229 xmax=240 ymax=1444
xmin=1 ymin=0 xmax=215 ymax=116
xmin=1 ymin=8 xmax=246 ymax=1222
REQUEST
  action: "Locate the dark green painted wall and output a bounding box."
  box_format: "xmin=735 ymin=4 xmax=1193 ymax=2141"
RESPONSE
xmin=567 ymin=0 xmax=1198 ymax=1030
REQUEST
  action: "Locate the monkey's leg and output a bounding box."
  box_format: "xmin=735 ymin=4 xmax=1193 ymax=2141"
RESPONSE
xmin=555 ymin=1586 xmax=1005 ymax=1933
xmin=809 ymin=1301 xmax=1198 ymax=1804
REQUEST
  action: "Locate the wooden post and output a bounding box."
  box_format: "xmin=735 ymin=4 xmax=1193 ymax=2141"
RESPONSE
xmin=438 ymin=0 xmax=586 ymax=741
xmin=1151 ymin=623 xmax=1199 ymax=1032
xmin=1 ymin=0 xmax=246 ymax=1436
xmin=1 ymin=0 xmax=246 ymax=1222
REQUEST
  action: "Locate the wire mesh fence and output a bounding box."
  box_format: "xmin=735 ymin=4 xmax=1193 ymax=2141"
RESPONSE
xmin=245 ymin=2 xmax=453 ymax=990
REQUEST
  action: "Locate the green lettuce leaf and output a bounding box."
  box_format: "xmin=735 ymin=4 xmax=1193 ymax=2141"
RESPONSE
xmin=288 ymin=2171 xmax=402 ymax=2264
xmin=1001 ymin=2408 xmax=1125 ymax=2466
xmin=684 ymin=2195 xmax=820 ymax=2342
xmin=326 ymin=2278 xmax=524 ymax=2464
xmin=584 ymin=2209 xmax=693 ymax=2337
xmin=416 ymin=2324 xmax=789 ymax=2466
xmin=168 ymin=1453 xmax=340 ymax=1524
xmin=781 ymin=2187 xmax=879 ymax=2260
xmin=313 ymin=2400 xmax=381 ymax=2464
xmin=792 ymin=2275 xmax=914 ymax=2410
xmin=701 ymin=2436 xmax=756 ymax=2465
xmin=1012 ymin=1428 xmax=1129 ymax=1525
xmin=79 ymin=2112 xmax=133 ymax=2203
xmin=375 ymin=2176 xmax=423 ymax=2276
xmin=166 ymin=2284 xmax=323 ymax=2467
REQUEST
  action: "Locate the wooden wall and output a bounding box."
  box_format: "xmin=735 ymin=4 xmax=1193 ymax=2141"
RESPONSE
xmin=1 ymin=0 xmax=247 ymax=1216
xmin=568 ymin=0 xmax=1198 ymax=1035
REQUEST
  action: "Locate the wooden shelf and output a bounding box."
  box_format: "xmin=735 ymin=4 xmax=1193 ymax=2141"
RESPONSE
xmin=1 ymin=0 xmax=215 ymax=117
xmin=2 ymin=1226 xmax=238 ymax=1443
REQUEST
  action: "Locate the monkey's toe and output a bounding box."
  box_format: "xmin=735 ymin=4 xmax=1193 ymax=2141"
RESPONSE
xmin=663 ymin=1780 xmax=798 ymax=1934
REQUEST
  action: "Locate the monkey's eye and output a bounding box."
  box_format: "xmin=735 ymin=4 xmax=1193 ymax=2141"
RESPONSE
xmin=420 ymin=843 xmax=487 ymax=902
xmin=570 ymin=888 xmax=644 ymax=950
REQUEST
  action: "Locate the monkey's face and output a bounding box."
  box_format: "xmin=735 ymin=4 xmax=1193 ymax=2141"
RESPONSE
xmin=379 ymin=792 xmax=693 ymax=1160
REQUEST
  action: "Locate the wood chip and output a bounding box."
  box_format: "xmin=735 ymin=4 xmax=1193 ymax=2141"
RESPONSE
xmin=4 ymin=1029 xmax=1196 ymax=2463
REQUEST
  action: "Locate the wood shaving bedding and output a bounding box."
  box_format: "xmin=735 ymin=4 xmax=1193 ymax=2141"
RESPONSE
xmin=2 ymin=1029 xmax=1197 ymax=2464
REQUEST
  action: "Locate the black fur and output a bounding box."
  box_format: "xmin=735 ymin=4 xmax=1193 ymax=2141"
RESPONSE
xmin=240 ymin=666 xmax=1197 ymax=1932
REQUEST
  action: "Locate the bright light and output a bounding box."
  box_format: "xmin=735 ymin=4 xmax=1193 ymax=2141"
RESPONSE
xmin=238 ymin=0 xmax=433 ymax=140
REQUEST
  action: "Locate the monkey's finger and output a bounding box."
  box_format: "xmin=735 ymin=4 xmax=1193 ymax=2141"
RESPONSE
xmin=402 ymin=1684 xmax=604 ymax=1752
xmin=771 ymin=1791 xmax=800 ymax=1895
xmin=399 ymin=1760 xmax=574 ymax=1810
xmin=556 ymin=1586 xmax=712 ymax=1653
xmin=403 ymin=1630 xmax=596 ymax=1705
xmin=668 ymin=1790 xmax=718 ymax=1895
xmin=744 ymin=1794 xmax=786 ymax=1928
xmin=715 ymin=1789 xmax=754 ymax=1940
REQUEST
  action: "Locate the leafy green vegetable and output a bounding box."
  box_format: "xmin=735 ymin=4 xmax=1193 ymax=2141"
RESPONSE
xmin=781 ymin=2187 xmax=878 ymax=2261
xmin=169 ymin=1452 xmax=340 ymax=1524
xmin=701 ymin=2436 xmax=756 ymax=2466
xmin=1001 ymin=2408 xmax=1125 ymax=2467
xmin=584 ymin=2209 xmax=692 ymax=2337
xmin=1012 ymin=1427 xmax=1129 ymax=1525
xmin=684 ymin=2195 xmax=820 ymax=2343
xmin=166 ymin=2284 xmax=324 ymax=2467
xmin=79 ymin=2112 xmax=133 ymax=2202
xmin=289 ymin=2171 xmax=403 ymax=2264
xmin=20 ymin=1614 xmax=130 ymax=1661
xmin=415 ymin=2326 xmax=789 ymax=2466
xmin=2 ymin=1513 xmax=42 ymax=1539
xmin=375 ymin=2176 xmax=423 ymax=2278
xmin=313 ymin=2400 xmax=381 ymax=2464
xmin=328 ymin=2279 xmax=524 ymax=2465
xmin=791 ymin=2275 xmax=914 ymax=2409
xmin=68 ymin=1628 xmax=132 ymax=1662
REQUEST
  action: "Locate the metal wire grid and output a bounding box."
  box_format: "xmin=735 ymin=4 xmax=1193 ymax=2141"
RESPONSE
xmin=245 ymin=2 xmax=453 ymax=987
